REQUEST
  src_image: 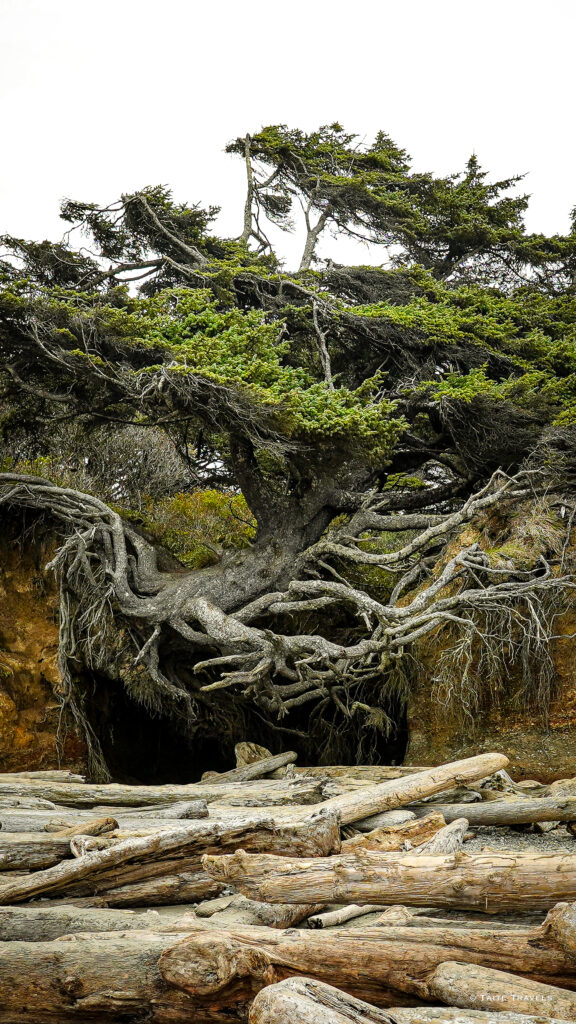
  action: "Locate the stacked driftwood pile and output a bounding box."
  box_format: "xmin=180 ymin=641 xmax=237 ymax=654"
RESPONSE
xmin=1 ymin=746 xmax=576 ymax=1022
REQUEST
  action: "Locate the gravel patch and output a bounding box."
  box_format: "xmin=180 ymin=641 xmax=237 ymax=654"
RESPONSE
xmin=465 ymin=824 xmax=576 ymax=853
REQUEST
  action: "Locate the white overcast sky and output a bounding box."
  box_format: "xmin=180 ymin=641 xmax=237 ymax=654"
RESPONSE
xmin=1 ymin=0 xmax=575 ymax=270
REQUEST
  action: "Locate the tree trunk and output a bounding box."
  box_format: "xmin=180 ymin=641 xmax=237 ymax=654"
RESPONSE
xmin=249 ymin=977 xmax=569 ymax=1024
xmin=202 ymin=848 xmax=576 ymax=913
xmin=240 ymin=135 xmax=255 ymax=244
xmin=158 ymin=913 xmax=576 ymax=1008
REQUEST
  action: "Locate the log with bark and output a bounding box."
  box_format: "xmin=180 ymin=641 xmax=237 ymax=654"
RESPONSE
xmin=249 ymin=977 xmax=570 ymax=1024
xmin=202 ymin=847 xmax=576 ymax=912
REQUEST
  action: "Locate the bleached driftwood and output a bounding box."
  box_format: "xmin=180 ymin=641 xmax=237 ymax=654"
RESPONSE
xmin=342 ymin=813 xmax=446 ymax=852
xmin=158 ymin=909 xmax=576 ymax=1007
xmin=410 ymin=796 xmax=576 ymax=825
xmin=202 ymin=848 xmax=576 ymax=912
xmin=249 ymin=977 xmax=569 ymax=1024
xmin=0 ymin=810 xmax=340 ymax=905
xmin=0 ymin=777 xmax=324 ymax=808
xmin=428 ymin=961 xmax=576 ymax=1019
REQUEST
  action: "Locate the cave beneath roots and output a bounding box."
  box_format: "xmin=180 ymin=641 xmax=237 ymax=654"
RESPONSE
xmin=77 ymin=672 xmax=409 ymax=783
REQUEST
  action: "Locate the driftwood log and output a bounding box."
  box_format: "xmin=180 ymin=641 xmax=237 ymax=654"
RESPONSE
xmin=159 ymin=910 xmax=576 ymax=1009
xmin=202 ymin=848 xmax=576 ymax=912
xmin=249 ymin=977 xmax=569 ymax=1024
xmin=0 ymin=833 xmax=78 ymax=871
xmin=195 ymin=893 xmax=323 ymax=928
xmin=53 ymin=816 xmax=120 ymax=837
xmin=57 ymin=869 xmax=224 ymax=906
xmin=0 ymin=811 xmax=339 ymax=905
xmin=0 ymin=777 xmax=324 ymax=807
xmin=1 ymin=810 xmax=211 ymax=833
xmin=202 ymin=752 xmax=297 ymax=783
xmin=0 ymin=929 xmax=210 ymax=1024
xmin=342 ymin=813 xmax=447 ymax=852
xmin=0 ymin=771 xmax=85 ymax=782
xmin=427 ymin=961 xmax=576 ymax=1019
xmin=0 ymin=904 xmax=198 ymax=941
xmin=410 ymin=797 xmax=576 ymax=826
xmin=273 ymin=765 xmax=426 ymax=780
xmin=309 ymin=753 xmax=508 ymax=826
xmin=307 ymin=904 xmax=385 ymax=928
xmin=4 ymin=915 xmax=575 ymax=1023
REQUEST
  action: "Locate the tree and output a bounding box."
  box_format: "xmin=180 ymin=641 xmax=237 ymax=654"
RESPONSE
xmin=2 ymin=124 xmax=576 ymax=777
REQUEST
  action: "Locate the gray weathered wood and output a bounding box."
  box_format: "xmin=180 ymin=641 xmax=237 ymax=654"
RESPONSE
xmin=0 ymin=777 xmax=323 ymax=808
xmin=203 ymin=752 xmax=297 ymax=783
xmin=428 ymin=960 xmax=576 ymax=1019
xmin=316 ymin=753 xmax=509 ymax=826
xmin=0 ymin=833 xmax=75 ymax=871
xmin=202 ymin=848 xmax=576 ymax=912
xmin=159 ymin=915 xmax=576 ymax=1008
xmin=249 ymin=977 xmax=569 ymax=1024
xmin=0 ymin=771 xmax=85 ymax=782
xmin=0 ymin=905 xmax=197 ymax=941
xmin=410 ymin=796 xmax=576 ymax=825
xmin=0 ymin=810 xmax=340 ymax=905
xmin=194 ymin=893 xmax=323 ymax=928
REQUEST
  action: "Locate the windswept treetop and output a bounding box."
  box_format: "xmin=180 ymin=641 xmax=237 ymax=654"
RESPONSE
xmin=1 ymin=124 xmax=576 ymax=775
